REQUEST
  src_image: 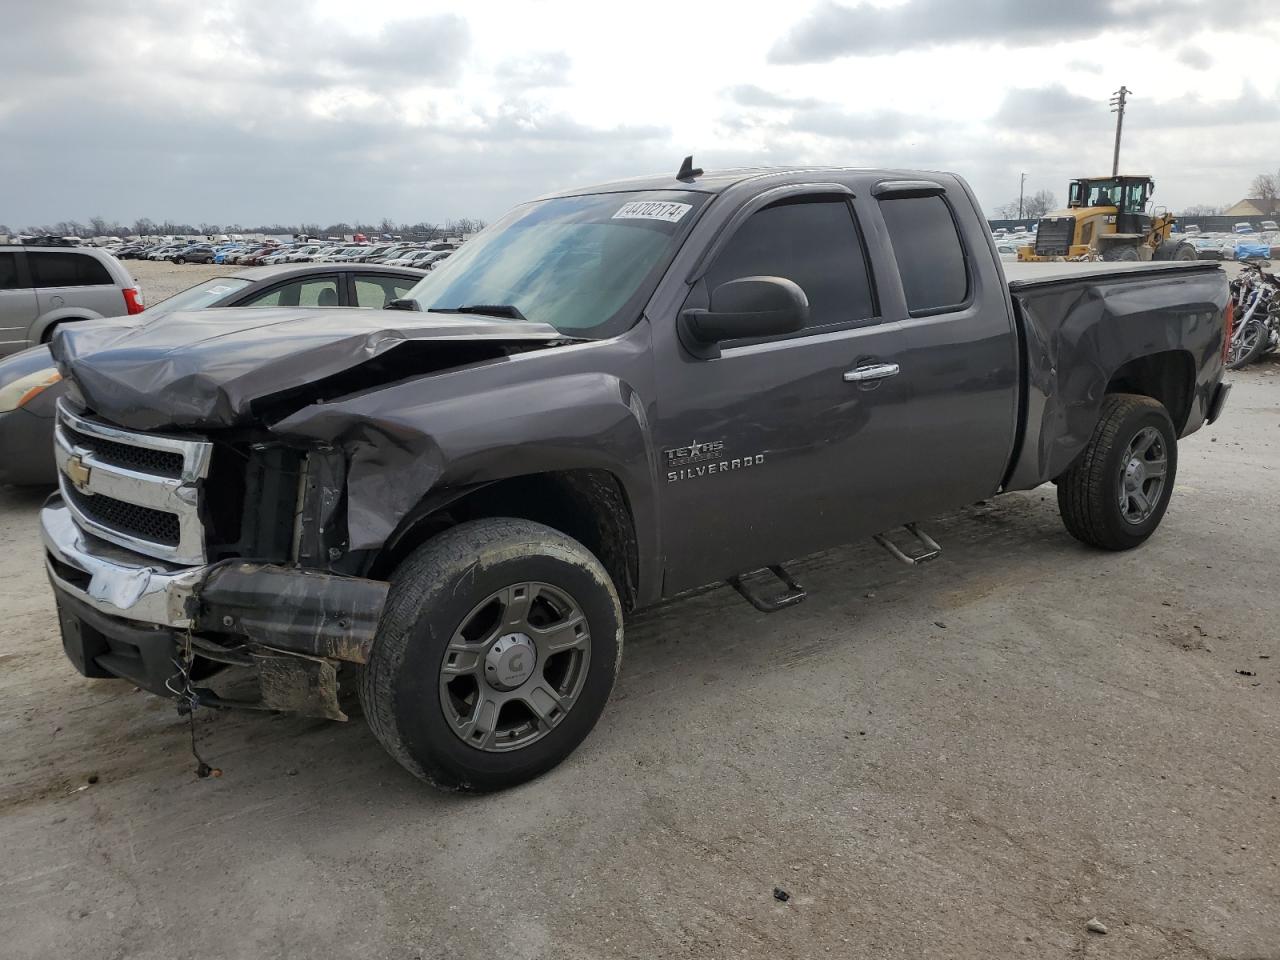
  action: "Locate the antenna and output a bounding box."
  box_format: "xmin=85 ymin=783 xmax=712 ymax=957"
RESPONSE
xmin=676 ymin=155 xmax=703 ymax=181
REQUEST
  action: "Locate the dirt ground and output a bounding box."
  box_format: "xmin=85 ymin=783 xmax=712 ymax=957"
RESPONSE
xmin=1 ymin=268 xmax=1277 ymax=959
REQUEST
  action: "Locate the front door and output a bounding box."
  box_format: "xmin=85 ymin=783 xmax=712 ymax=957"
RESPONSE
xmin=653 ymin=193 xmax=929 ymax=594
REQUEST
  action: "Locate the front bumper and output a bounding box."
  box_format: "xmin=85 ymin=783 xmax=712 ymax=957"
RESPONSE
xmin=42 ymin=497 xmax=389 ymax=718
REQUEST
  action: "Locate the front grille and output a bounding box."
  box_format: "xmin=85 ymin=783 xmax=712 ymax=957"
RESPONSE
xmin=65 ymin=486 xmax=181 ymax=546
xmin=1034 ymin=217 xmax=1075 ymax=256
xmin=56 ymin=401 xmax=213 ymax=565
xmin=61 ymin=425 xmax=184 ymax=478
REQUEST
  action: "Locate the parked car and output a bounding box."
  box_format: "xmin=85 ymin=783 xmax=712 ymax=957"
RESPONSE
xmin=0 ymin=263 xmax=427 ymax=486
xmin=173 ymin=245 xmax=216 ymax=264
xmin=1233 ymin=222 xmax=1255 ymax=234
xmin=40 ymin=164 xmax=1231 ymax=792
xmin=1260 ymin=220 xmax=1279 ymax=233
xmin=0 ymin=243 xmax=144 ymax=358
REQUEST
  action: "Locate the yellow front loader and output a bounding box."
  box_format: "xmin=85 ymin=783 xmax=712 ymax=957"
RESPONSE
xmin=1018 ymin=175 xmax=1196 ymax=262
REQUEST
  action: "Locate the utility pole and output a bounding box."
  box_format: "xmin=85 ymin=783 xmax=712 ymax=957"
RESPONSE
xmin=1018 ymin=172 xmax=1027 ymax=219
xmin=1109 ymin=86 xmax=1130 ymax=177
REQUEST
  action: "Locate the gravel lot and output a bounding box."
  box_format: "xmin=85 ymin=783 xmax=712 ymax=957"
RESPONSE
xmin=129 ymin=257 xmax=237 ymax=303
xmin=1 ymin=263 xmax=1276 ymax=960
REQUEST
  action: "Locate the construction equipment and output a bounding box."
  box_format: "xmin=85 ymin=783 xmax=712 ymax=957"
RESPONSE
xmin=1018 ymin=175 xmax=1196 ymax=262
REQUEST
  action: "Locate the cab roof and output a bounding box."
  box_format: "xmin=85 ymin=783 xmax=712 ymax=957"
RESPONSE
xmin=538 ymin=165 xmax=903 ymax=200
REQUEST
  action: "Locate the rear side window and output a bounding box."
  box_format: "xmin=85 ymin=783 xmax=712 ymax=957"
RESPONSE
xmin=0 ymin=253 xmax=20 ymax=291
xmin=28 ymin=251 xmax=113 ymax=288
xmin=707 ymin=196 xmax=876 ymax=330
xmin=878 ymin=196 xmax=969 ymax=315
xmin=354 ymin=275 xmax=415 ymax=308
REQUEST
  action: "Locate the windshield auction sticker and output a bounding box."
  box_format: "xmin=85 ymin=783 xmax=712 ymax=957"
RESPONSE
xmin=612 ymin=201 xmax=692 ymax=223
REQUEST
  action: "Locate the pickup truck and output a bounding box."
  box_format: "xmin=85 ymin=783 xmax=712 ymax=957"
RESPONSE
xmin=43 ymin=163 xmax=1232 ymax=791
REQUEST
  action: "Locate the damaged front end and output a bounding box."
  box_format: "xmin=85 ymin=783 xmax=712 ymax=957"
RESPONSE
xmin=43 ymin=308 xmax=574 ymax=719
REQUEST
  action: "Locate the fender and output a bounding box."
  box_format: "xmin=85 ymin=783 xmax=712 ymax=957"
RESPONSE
xmin=269 ymin=328 xmax=661 ymax=591
xmin=1004 ymin=266 xmax=1228 ymax=491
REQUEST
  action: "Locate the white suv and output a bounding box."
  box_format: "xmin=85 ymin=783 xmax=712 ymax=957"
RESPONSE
xmin=0 ymin=244 xmax=144 ymax=356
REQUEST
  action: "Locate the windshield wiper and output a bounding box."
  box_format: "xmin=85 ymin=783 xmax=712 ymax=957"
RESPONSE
xmin=428 ymin=304 xmax=529 ymax=321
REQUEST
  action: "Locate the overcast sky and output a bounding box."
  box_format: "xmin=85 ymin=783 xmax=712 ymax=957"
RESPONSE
xmin=3 ymin=0 xmax=1278 ymax=227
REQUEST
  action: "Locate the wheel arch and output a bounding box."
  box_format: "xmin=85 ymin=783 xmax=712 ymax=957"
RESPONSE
xmin=369 ymin=468 xmax=642 ymax=612
xmin=1105 ymin=349 xmax=1196 ymax=434
xmin=33 ymin=309 xmax=102 ymax=344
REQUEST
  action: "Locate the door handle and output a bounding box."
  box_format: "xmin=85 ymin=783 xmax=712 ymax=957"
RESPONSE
xmin=843 ymin=362 xmax=900 ymax=383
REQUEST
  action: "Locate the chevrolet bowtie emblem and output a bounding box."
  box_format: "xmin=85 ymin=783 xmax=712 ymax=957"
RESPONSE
xmin=64 ymin=454 xmax=92 ymax=491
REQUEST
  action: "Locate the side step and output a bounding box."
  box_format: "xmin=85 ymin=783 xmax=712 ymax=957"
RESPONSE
xmin=729 ymin=565 xmax=807 ymax=613
xmin=873 ymin=523 xmax=942 ymax=566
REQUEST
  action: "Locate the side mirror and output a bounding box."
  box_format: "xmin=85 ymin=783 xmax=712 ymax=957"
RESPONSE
xmin=386 ymin=298 xmax=421 ymax=311
xmin=680 ymin=276 xmax=809 ymax=358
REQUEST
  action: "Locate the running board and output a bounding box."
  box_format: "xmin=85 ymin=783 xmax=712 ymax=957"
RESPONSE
xmin=874 ymin=523 xmax=942 ymax=566
xmin=729 ymin=565 xmax=807 ymax=613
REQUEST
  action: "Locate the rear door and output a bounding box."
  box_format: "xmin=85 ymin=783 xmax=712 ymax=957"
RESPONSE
xmin=0 ymin=251 xmax=38 ymax=355
xmin=28 ymin=250 xmax=123 ymax=321
xmin=868 ymin=182 xmax=1019 ymax=516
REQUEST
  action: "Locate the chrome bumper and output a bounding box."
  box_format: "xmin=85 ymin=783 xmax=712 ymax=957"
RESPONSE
xmin=42 ymin=498 xmax=205 ymax=628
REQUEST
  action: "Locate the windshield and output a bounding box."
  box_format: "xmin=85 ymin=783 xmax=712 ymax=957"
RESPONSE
xmin=404 ymin=190 xmax=707 ymax=337
xmin=151 ymin=277 xmax=252 ymax=313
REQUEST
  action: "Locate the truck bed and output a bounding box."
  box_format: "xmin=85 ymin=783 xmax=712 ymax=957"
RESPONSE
xmin=1003 ymin=259 xmax=1220 ymax=290
xmin=1000 ymin=257 xmax=1229 ymax=493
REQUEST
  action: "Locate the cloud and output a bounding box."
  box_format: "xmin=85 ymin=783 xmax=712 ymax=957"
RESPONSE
xmin=725 ymin=84 xmax=822 ymax=110
xmin=1176 ymin=45 xmax=1213 ymax=69
xmin=995 ymin=83 xmax=1280 ymax=134
xmin=769 ymin=0 xmax=1249 ymax=63
xmin=495 ymin=52 xmax=572 ymax=90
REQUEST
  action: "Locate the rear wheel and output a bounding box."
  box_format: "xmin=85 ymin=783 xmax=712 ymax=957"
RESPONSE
xmin=174 ymin=256 xmax=187 ymax=264
xmin=1057 ymin=394 xmax=1177 ymax=550
xmin=359 ymin=518 xmax=623 ymax=791
xmin=1154 ymin=240 xmax=1197 ymax=261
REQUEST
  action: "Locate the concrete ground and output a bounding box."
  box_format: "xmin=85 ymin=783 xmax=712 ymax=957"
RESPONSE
xmin=1 ymin=270 xmax=1277 ymax=959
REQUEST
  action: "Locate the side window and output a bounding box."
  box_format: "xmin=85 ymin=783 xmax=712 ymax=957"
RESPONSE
xmin=707 ymin=196 xmax=876 ymax=331
xmin=878 ymin=196 xmax=969 ymax=315
xmin=239 ymin=277 xmax=340 ymax=307
xmin=28 ymin=252 xmax=112 ymax=288
xmin=354 ymin=275 xmax=415 ymax=309
xmin=0 ymin=253 xmax=21 ymax=291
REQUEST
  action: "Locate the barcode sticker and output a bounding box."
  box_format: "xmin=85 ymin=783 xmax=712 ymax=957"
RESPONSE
xmin=612 ymin=201 xmax=692 ymax=223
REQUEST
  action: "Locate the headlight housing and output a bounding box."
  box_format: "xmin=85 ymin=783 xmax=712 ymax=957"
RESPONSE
xmin=0 ymin=368 xmax=62 ymax=413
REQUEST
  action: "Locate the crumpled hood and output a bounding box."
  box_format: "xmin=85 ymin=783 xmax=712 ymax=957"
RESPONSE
xmin=51 ymin=306 xmax=566 ymax=431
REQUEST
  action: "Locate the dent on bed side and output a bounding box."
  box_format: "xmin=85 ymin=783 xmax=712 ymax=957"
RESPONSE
xmin=1003 ymin=270 xmax=1228 ymax=491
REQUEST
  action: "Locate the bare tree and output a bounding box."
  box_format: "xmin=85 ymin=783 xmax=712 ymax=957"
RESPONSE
xmin=1181 ymin=203 xmax=1225 ymax=216
xmin=1022 ymin=190 xmax=1058 ymax=220
xmin=1249 ymin=172 xmax=1278 ymax=214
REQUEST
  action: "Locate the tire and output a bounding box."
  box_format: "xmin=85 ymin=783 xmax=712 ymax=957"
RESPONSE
xmin=1101 ymin=244 xmax=1140 ymax=262
xmin=1057 ymin=394 xmax=1178 ymax=550
xmin=1154 ymin=240 xmax=1197 ymax=261
xmin=175 ymin=256 xmax=186 ymax=264
xmin=1227 ymin=319 xmax=1269 ymax=369
xmin=359 ymin=518 xmax=623 ymax=791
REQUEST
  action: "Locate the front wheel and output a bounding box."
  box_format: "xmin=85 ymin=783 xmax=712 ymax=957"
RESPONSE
xmin=174 ymin=256 xmax=186 ymax=264
xmin=1057 ymin=394 xmax=1178 ymax=550
xmin=1102 ymin=244 xmax=1140 ymax=262
xmin=1227 ymin=319 xmax=1269 ymax=369
xmin=360 ymin=518 xmax=623 ymax=791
